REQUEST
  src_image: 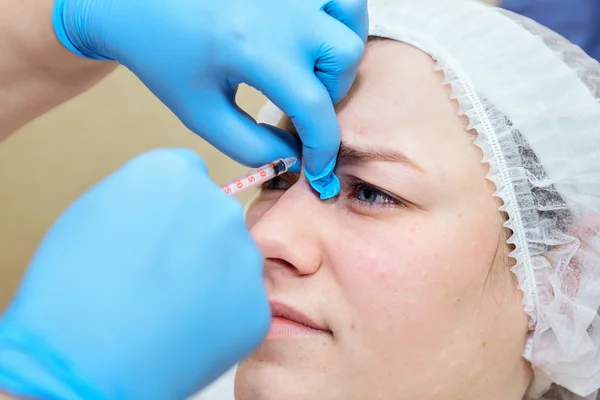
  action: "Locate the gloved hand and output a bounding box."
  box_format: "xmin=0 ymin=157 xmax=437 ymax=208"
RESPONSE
xmin=0 ymin=149 xmax=270 ymax=400
xmin=52 ymin=0 xmax=369 ymax=199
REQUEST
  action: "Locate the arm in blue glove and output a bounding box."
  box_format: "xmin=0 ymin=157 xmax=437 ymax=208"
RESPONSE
xmin=53 ymin=0 xmax=368 ymax=198
xmin=0 ymin=149 xmax=270 ymax=400
xmin=2 ymin=0 xmax=368 ymax=198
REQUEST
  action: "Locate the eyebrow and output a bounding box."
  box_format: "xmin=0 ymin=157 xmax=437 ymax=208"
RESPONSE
xmin=337 ymin=142 xmax=425 ymax=173
xmin=281 ymin=118 xmax=424 ymax=173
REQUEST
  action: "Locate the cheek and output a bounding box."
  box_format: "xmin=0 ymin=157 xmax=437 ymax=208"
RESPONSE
xmin=328 ymin=210 xmax=501 ymax=341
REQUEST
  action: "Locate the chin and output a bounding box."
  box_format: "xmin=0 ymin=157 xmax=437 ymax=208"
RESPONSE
xmin=234 ymin=350 xmax=346 ymax=400
xmin=234 ymin=360 xmax=310 ymax=400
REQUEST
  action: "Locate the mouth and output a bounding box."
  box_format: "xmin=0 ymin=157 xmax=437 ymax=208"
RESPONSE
xmin=269 ymin=301 xmax=332 ymax=338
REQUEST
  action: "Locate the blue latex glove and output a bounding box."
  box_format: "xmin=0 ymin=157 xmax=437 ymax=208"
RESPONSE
xmin=52 ymin=0 xmax=369 ymax=199
xmin=502 ymin=0 xmax=600 ymax=61
xmin=0 ymin=149 xmax=270 ymax=400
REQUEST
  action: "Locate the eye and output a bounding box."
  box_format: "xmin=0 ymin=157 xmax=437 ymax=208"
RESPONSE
xmin=344 ymin=178 xmax=406 ymax=209
xmin=356 ymin=185 xmax=394 ymax=204
xmin=261 ymin=176 xmax=292 ymax=191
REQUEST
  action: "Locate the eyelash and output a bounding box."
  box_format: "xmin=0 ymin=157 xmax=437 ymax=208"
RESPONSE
xmin=261 ymin=176 xmax=292 ymax=191
xmin=261 ymin=176 xmax=407 ymax=210
xmin=343 ymin=177 xmax=405 ymax=210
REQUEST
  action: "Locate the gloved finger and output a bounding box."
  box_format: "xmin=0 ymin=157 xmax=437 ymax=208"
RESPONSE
xmin=313 ymin=17 xmax=365 ymax=104
xmin=248 ymin=64 xmax=341 ymax=199
xmin=177 ymin=92 xmax=301 ymax=168
xmin=321 ymin=0 xmax=369 ymax=42
xmin=256 ymin=123 xmax=302 ymax=174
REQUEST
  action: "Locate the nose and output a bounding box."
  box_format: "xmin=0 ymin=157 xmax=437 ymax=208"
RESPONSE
xmin=249 ymin=178 xmax=328 ymax=277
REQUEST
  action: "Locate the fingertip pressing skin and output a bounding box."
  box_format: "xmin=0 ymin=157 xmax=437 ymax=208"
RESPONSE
xmin=304 ymin=158 xmax=341 ymax=200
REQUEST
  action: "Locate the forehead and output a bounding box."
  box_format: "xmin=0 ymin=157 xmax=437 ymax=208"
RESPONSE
xmin=281 ymin=40 xmax=471 ymax=177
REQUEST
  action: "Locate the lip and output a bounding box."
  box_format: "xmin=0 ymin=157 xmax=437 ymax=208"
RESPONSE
xmin=268 ymin=301 xmax=331 ymax=338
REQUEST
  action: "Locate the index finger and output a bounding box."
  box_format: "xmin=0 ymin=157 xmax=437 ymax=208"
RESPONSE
xmin=251 ymin=64 xmax=342 ymax=199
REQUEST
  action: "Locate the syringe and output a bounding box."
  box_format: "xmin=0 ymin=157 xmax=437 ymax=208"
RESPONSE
xmin=220 ymin=157 xmax=298 ymax=196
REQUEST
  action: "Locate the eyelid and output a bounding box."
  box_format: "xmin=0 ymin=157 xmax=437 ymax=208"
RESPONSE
xmin=342 ymin=177 xmax=417 ymax=211
xmin=344 ymin=178 xmax=401 ymax=205
xmin=260 ymin=173 xmax=297 ymax=191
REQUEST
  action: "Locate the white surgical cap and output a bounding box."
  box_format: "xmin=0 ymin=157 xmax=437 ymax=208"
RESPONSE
xmin=258 ymin=0 xmax=600 ymax=398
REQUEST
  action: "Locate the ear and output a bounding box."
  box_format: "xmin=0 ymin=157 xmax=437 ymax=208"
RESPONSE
xmin=572 ymin=213 xmax=600 ymax=244
xmin=561 ymin=213 xmax=600 ymax=297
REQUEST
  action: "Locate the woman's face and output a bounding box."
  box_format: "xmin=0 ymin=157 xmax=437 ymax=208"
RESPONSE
xmin=235 ymin=41 xmax=532 ymax=400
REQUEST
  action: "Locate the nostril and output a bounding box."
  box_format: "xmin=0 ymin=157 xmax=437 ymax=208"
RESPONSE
xmin=265 ymin=257 xmax=295 ymax=269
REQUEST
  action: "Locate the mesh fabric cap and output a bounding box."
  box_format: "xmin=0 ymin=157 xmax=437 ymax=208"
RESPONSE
xmin=257 ymin=0 xmax=600 ymax=398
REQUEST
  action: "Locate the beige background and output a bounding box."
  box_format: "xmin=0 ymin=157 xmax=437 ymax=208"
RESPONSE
xmin=0 ymin=67 xmax=267 ymax=311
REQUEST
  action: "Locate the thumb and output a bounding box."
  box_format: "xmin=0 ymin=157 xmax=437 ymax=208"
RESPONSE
xmin=178 ymin=93 xmax=301 ymax=168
